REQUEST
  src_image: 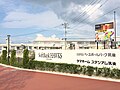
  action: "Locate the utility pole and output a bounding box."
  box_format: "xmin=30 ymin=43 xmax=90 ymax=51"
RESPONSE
xmin=114 ymin=11 xmax=117 ymax=49
xmin=62 ymin=22 xmax=69 ymax=50
xmin=7 ymin=35 xmax=10 ymax=64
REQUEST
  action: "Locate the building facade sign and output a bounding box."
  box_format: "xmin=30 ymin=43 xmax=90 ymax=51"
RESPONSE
xmin=35 ymin=50 xmax=120 ymax=69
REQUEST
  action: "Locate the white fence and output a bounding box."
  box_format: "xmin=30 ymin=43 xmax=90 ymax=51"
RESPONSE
xmin=35 ymin=49 xmax=120 ymax=69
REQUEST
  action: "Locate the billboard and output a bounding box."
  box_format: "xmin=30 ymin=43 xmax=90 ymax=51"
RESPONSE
xmin=95 ymin=22 xmax=114 ymax=41
xmin=35 ymin=50 xmax=120 ymax=69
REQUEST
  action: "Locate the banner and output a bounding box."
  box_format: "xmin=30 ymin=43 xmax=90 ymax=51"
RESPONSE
xmin=95 ymin=22 xmax=114 ymax=41
xmin=35 ymin=50 xmax=120 ymax=69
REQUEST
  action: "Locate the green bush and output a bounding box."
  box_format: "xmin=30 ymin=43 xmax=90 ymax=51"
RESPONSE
xmin=2 ymin=55 xmax=119 ymax=80
xmin=94 ymin=67 xmax=102 ymax=76
xmin=29 ymin=51 xmax=35 ymax=60
xmin=110 ymin=69 xmax=120 ymax=79
xmin=86 ymin=66 xmax=94 ymax=76
xmin=10 ymin=50 xmax=17 ymax=66
xmin=101 ymin=67 xmax=110 ymax=77
xmin=0 ymin=56 xmax=1 ymax=63
xmin=76 ymin=65 xmax=82 ymax=74
xmin=23 ymin=49 xmax=29 ymax=68
xmin=81 ymin=66 xmax=87 ymax=75
xmin=27 ymin=60 xmax=120 ymax=79
xmin=1 ymin=50 xmax=8 ymax=64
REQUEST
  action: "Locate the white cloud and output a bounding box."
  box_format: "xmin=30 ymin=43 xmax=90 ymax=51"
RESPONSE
xmin=1 ymin=10 xmax=64 ymax=28
xmin=35 ymin=34 xmax=62 ymax=41
xmin=83 ymin=4 xmax=104 ymax=21
xmin=68 ymin=24 xmax=94 ymax=37
xmin=1 ymin=0 xmax=120 ymax=40
xmin=22 ymin=0 xmax=120 ymax=25
xmin=12 ymin=36 xmax=35 ymax=43
xmin=0 ymin=0 xmax=18 ymax=12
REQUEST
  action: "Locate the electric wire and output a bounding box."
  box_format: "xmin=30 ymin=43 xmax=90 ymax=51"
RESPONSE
xmin=69 ymin=0 xmax=102 ymax=24
xmin=71 ymin=0 xmax=109 ymax=30
xmin=64 ymin=0 xmax=102 ymax=26
xmin=73 ymin=6 xmax=120 ymax=30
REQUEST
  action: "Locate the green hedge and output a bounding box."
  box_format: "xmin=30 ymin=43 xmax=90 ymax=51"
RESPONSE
xmin=23 ymin=49 xmax=29 ymax=68
xmin=1 ymin=50 xmax=8 ymax=64
xmin=0 ymin=48 xmax=120 ymax=79
xmin=10 ymin=50 xmax=16 ymax=66
xmin=28 ymin=60 xmax=120 ymax=79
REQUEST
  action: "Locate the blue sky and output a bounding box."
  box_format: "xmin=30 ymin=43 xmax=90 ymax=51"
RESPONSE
xmin=0 ymin=0 xmax=120 ymax=43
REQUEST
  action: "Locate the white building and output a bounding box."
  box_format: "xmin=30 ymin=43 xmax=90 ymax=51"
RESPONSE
xmin=0 ymin=36 xmax=120 ymax=51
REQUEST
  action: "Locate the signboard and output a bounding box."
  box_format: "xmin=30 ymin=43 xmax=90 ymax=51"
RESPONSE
xmin=95 ymin=22 xmax=114 ymax=41
xmin=35 ymin=50 xmax=120 ymax=69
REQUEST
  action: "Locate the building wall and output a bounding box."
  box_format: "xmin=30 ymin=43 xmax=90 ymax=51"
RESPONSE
xmin=0 ymin=40 xmax=119 ymax=51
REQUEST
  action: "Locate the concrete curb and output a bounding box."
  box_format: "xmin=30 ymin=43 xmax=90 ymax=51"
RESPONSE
xmin=0 ymin=63 xmax=120 ymax=83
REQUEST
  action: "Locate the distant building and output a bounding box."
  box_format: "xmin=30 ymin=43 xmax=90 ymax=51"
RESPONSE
xmin=0 ymin=37 xmax=120 ymax=51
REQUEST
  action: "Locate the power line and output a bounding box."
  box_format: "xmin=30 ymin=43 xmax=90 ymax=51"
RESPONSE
xmin=73 ymin=6 xmax=120 ymax=29
xmin=63 ymin=0 xmax=87 ymax=21
xmin=65 ymin=0 xmax=101 ymax=24
xmin=11 ymin=25 xmax=62 ymax=37
xmin=0 ymin=1 xmax=106 ymax=38
xmin=71 ymin=0 xmax=109 ymax=29
xmin=9 ymin=6 xmax=120 ymax=39
xmin=64 ymin=0 xmax=96 ymax=22
xmin=66 ymin=7 xmax=120 ymax=39
xmin=70 ymin=0 xmax=102 ymax=24
xmin=60 ymin=0 xmax=102 ymax=39
xmin=12 ymin=30 xmax=49 ymax=37
xmin=91 ymin=7 xmax=120 ymax=23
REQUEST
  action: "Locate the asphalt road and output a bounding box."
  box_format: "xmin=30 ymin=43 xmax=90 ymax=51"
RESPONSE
xmin=0 ymin=65 xmax=120 ymax=90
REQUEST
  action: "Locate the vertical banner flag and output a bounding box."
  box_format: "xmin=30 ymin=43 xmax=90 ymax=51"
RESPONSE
xmin=95 ymin=22 xmax=114 ymax=41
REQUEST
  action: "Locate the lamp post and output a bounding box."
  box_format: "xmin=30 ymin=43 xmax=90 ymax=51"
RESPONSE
xmin=114 ymin=11 xmax=117 ymax=49
xmin=62 ymin=22 xmax=69 ymax=50
xmin=7 ymin=35 xmax=10 ymax=64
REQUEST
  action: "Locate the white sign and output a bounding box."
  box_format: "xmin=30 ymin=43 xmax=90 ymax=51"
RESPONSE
xmin=35 ymin=50 xmax=120 ymax=69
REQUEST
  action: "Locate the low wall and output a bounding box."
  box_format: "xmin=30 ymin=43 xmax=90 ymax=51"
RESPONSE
xmin=35 ymin=49 xmax=120 ymax=69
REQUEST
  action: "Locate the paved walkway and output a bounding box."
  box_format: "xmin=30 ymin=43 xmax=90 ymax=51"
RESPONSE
xmin=0 ymin=64 xmax=120 ymax=90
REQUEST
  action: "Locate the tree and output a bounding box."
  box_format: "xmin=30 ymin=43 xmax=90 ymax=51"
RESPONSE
xmin=23 ymin=49 xmax=29 ymax=68
xmin=0 ymin=56 xmax=1 ymax=63
xmin=10 ymin=50 xmax=16 ymax=66
xmin=1 ymin=50 xmax=7 ymax=64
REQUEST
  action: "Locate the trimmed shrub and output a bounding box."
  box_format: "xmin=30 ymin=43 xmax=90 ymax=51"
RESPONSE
xmin=29 ymin=51 xmax=35 ymax=60
xmin=23 ymin=49 xmax=29 ymax=68
xmin=94 ymin=67 xmax=103 ymax=76
xmin=19 ymin=60 xmax=120 ymax=79
xmin=0 ymin=56 xmax=1 ymax=63
xmin=1 ymin=50 xmax=8 ymax=64
xmin=110 ymin=69 xmax=120 ymax=79
xmin=101 ymin=67 xmax=110 ymax=77
xmin=76 ymin=65 xmax=82 ymax=74
xmin=86 ymin=66 xmax=94 ymax=76
xmin=10 ymin=50 xmax=16 ymax=66
xmin=81 ymin=66 xmax=87 ymax=75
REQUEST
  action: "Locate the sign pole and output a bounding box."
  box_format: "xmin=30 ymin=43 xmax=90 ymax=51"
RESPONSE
xmin=114 ymin=11 xmax=117 ymax=49
xmin=7 ymin=35 xmax=10 ymax=64
xmin=104 ymin=40 xmax=106 ymax=49
xmin=97 ymin=41 xmax=98 ymax=49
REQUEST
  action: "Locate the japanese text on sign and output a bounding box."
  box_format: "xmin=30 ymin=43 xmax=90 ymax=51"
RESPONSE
xmin=77 ymin=53 xmax=116 ymax=57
